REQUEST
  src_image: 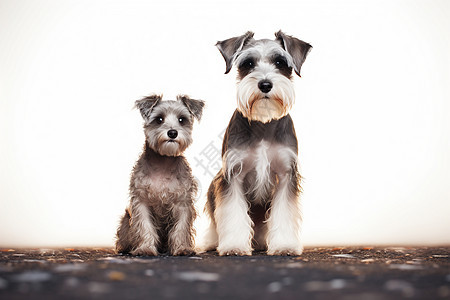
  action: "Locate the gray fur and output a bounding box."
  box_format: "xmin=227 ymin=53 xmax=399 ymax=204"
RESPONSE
xmin=216 ymin=31 xmax=255 ymax=74
xmin=203 ymin=31 xmax=309 ymax=256
xmin=135 ymin=94 xmax=162 ymax=121
xmin=177 ymin=95 xmax=205 ymax=121
xmin=116 ymin=94 xmax=204 ymax=256
xmin=275 ymin=30 xmax=312 ymax=76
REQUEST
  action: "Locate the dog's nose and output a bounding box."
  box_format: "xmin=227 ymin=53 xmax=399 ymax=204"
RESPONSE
xmin=167 ymin=130 xmax=178 ymax=139
xmin=258 ymin=80 xmax=273 ymax=93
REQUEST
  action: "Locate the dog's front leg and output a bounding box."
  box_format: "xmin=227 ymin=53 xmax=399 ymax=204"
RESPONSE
xmin=129 ymin=200 xmax=159 ymax=256
xmin=168 ymin=203 xmax=195 ymax=256
xmin=215 ymin=176 xmax=253 ymax=256
xmin=266 ymin=168 xmax=303 ymax=256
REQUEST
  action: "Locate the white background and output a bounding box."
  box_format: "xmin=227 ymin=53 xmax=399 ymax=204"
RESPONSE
xmin=1 ymin=0 xmax=449 ymax=247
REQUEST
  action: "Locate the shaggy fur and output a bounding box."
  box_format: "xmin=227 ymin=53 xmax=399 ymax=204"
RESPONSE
xmin=116 ymin=95 xmax=204 ymax=256
xmin=203 ymin=31 xmax=311 ymax=256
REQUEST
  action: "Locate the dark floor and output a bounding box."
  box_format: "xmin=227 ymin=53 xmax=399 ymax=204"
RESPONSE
xmin=0 ymin=246 xmax=449 ymax=299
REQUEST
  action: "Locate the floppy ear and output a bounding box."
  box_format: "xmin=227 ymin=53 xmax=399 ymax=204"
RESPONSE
xmin=135 ymin=94 xmax=162 ymax=120
xmin=275 ymin=30 xmax=312 ymax=77
xmin=216 ymin=31 xmax=255 ymax=74
xmin=177 ymin=95 xmax=205 ymax=121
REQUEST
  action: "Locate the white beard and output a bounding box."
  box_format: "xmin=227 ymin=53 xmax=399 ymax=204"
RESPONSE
xmin=236 ymin=65 xmax=295 ymax=123
xmin=249 ymin=98 xmax=285 ymax=123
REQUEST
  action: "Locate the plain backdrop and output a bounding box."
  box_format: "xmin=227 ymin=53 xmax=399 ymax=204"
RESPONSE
xmin=1 ymin=0 xmax=449 ymax=247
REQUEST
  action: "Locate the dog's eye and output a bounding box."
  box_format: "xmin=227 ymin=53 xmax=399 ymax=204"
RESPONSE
xmin=156 ymin=116 xmax=164 ymax=124
xmin=240 ymin=58 xmax=255 ymax=69
xmin=178 ymin=117 xmax=185 ymax=124
xmin=275 ymin=57 xmax=288 ymax=68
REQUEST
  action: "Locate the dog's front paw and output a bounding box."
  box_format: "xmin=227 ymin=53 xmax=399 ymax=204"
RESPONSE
xmin=130 ymin=245 xmax=158 ymax=256
xmin=267 ymin=246 xmax=303 ymax=256
xmin=171 ymin=247 xmax=195 ymax=256
xmin=218 ymin=247 xmax=252 ymax=256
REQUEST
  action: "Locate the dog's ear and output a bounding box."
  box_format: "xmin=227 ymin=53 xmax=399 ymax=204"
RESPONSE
xmin=216 ymin=31 xmax=254 ymax=74
xmin=177 ymin=95 xmax=205 ymax=121
xmin=135 ymin=94 xmax=162 ymax=120
xmin=275 ymin=30 xmax=312 ymax=77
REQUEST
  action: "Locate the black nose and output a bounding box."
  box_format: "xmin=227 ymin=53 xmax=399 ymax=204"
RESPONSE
xmin=167 ymin=130 xmax=178 ymax=139
xmin=258 ymin=80 xmax=273 ymax=93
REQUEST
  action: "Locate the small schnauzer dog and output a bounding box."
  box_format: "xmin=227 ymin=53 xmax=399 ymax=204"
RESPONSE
xmin=203 ymin=31 xmax=312 ymax=256
xmin=116 ymin=94 xmax=205 ymax=256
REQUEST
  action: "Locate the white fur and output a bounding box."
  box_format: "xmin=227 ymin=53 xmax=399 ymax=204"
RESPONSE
xmin=252 ymin=141 xmax=272 ymax=202
xmin=223 ymin=148 xmax=245 ymax=181
xmin=236 ymin=63 xmax=295 ymax=122
xmin=266 ymin=147 xmax=302 ymax=254
xmin=215 ymin=176 xmax=254 ymax=256
xmin=214 ymin=142 xmax=301 ymax=254
xmin=266 ymin=173 xmax=303 ymax=255
xmin=250 ymin=99 xmax=284 ymax=124
xmin=199 ymin=217 xmax=219 ymax=252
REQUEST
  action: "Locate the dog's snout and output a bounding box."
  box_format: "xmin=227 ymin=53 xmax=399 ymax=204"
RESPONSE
xmin=167 ymin=129 xmax=178 ymax=139
xmin=258 ymin=80 xmax=273 ymax=93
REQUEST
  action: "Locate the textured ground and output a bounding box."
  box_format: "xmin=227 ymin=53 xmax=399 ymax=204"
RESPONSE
xmin=0 ymin=246 xmax=449 ymax=299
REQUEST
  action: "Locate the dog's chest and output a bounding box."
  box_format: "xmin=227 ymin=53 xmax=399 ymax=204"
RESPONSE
xmin=148 ymin=171 xmax=182 ymax=193
xmin=132 ymin=159 xmax=191 ymax=205
xmin=230 ymin=141 xmax=296 ymax=203
xmin=147 ymin=171 xmax=188 ymax=202
xmin=229 ymin=141 xmax=296 ymax=180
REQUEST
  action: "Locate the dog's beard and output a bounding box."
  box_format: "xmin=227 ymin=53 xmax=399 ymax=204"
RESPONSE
xmin=236 ymin=74 xmax=295 ymax=123
xmin=248 ymin=96 xmax=285 ymax=124
xmin=146 ymin=130 xmax=190 ymax=157
xmin=157 ymin=140 xmax=184 ymax=156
